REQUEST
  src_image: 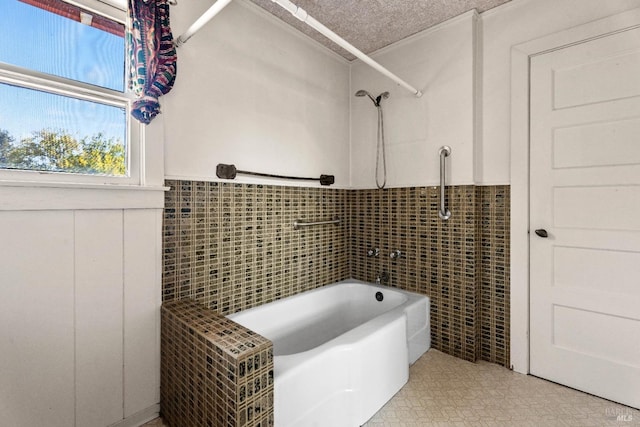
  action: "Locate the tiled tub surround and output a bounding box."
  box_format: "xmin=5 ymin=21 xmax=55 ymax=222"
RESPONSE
xmin=161 ymin=300 xmax=273 ymax=427
xmin=162 ymin=181 xmax=510 ymax=366
xmin=163 ymin=181 xmax=351 ymax=313
xmin=349 ymin=186 xmax=510 ymax=366
xmin=478 ymin=186 xmax=510 ymax=367
xmin=350 ymin=186 xmax=479 ymax=362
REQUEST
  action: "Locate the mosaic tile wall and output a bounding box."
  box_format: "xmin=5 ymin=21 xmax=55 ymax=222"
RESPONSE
xmin=162 ymin=180 xmax=510 ymax=366
xmin=349 ymin=186 xmax=480 ymax=362
xmin=478 ymin=185 xmax=510 ymax=367
xmin=348 ymin=185 xmax=510 ymax=366
xmin=161 ymin=300 xmax=273 ymax=427
xmin=163 ymin=181 xmax=350 ymax=315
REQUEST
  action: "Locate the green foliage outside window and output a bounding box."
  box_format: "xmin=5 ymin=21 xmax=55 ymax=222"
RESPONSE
xmin=0 ymin=128 xmax=125 ymax=176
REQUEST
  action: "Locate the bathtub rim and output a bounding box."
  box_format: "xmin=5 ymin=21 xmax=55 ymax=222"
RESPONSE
xmin=228 ymin=279 xmax=430 ymax=375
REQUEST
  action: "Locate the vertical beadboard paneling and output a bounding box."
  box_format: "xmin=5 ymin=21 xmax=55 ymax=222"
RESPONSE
xmin=0 ymin=211 xmax=75 ymax=427
xmin=124 ymin=209 xmax=162 ymax=417
xmin=75 ymin=210 xmax=124 ymax=427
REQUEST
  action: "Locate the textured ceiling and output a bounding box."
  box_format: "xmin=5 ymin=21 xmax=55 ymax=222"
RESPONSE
xmin=249 ymin=0 xmax=511 ymax=60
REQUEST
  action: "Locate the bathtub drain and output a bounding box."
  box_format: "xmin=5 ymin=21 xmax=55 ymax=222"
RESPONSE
xmin=375 ymin=291 xmax=384 ymax=302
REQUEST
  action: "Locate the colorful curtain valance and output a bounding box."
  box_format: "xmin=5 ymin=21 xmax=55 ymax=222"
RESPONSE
xmin=127 ymin=0 xmax=177 ymax=124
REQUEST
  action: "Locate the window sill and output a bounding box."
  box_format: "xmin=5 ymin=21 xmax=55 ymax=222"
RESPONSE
xmin=0 ymin=181 xmax=168 ymax=211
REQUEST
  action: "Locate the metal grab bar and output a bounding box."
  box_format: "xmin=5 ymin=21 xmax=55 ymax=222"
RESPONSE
xmin=293 ymin=216 xmax=340 ymax=230
xmin=438 ymin=146 xmax=451 ymax=220
xmin=216 ymin=163 xmax=335 ymax=186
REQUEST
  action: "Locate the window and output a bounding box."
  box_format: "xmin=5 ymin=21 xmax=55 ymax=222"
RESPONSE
xmin=0 ymin=0 xmax=141 ymax=184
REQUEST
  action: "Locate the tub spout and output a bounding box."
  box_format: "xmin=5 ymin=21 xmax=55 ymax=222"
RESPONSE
xmin=376 ymin=271 xmax=389 ymax=286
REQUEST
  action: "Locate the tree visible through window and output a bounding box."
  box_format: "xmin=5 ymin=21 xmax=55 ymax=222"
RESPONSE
xmin=0 ymin=0 xmax=130 ymax=178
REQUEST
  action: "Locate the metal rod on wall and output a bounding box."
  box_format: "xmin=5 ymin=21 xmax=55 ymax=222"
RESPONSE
xmin=216 ymin=163 xmax=335 ymax=186
xmin=438 ymin=146 xmax=451 ymax=220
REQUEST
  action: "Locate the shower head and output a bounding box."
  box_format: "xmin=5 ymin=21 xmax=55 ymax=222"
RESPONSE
xmin=355 ymin=89 xmax=389 ymax=107
xmin=375 ymin=91 xmax=390 ymax=106
xmin=355 ymin=89 xmax=376 ymax=105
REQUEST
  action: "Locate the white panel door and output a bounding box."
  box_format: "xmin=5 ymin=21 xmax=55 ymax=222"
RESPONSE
xmin=530 ymin=27 xmax=640 ymax=409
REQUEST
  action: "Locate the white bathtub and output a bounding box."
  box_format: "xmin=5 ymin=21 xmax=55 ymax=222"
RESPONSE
xmin=227 ymin=279 xmax=430 ymax=427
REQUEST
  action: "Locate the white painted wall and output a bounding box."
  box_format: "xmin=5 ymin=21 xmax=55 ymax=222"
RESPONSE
xmin=350 ymin=12 xmax=478 ymax=189
xmin=0 ymin=206 xmax=162 ymax=427
xmin=479 ymin=0 xmax=640 ymax=184
xmin=163 ymin=0 xmax=351 ymax=188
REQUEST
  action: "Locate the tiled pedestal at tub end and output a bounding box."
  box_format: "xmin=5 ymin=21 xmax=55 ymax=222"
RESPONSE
xmin=161 ymin=300 xmax=274 ymax=427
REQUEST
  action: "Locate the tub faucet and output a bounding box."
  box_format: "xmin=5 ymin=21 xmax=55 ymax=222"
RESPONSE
xmin=367 ymin=247 xmax=380 ymax=257
xmin=389 ymin=249 xmax=403 ymax=260
xmin=376 ymin=271 xmax=389 ymax=286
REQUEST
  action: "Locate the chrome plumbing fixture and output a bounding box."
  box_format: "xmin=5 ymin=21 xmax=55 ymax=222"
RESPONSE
xmin=367 ymin=248 xmax=380 ymax=257
xmin=376 ymin=271 xmax=390 ymax=286
xmin=355 ymin=89 xmax=390 ymax=189
xmin=355 ymin=89 xmax=389 ymax=107
xmin=438 ymin=145 xmax=452 ymax=220
xmin=389 ymin=249 xmax=403 ymax=260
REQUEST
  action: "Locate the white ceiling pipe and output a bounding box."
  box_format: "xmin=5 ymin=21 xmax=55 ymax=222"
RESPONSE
xmin=174 ymin=0 xmax=235 ymax=47
xmin=271 ymin=0 xmax=423 ymax=98
xmin=175 ymin=0 xmax=423 ymax=98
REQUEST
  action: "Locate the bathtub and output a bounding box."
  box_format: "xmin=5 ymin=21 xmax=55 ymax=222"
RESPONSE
xmin=227 ymin=279 xmax=430 ymax=427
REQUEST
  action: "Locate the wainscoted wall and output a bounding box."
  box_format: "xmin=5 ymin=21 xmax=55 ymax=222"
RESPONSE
xmin=162 ymin=180 xmax=510 ymax=366
xmin=1 ymin=207 xmax=162 ymax=427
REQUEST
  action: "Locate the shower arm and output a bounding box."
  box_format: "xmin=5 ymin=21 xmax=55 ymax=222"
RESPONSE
xmin=174 ymin=0 xmax=423 ymax=98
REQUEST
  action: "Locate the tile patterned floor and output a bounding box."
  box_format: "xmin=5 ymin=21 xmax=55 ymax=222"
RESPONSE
xmin=363 ymin=350 xmax=639 ymax=427
xmin=145 ymin=349 xmax=639 ymax=427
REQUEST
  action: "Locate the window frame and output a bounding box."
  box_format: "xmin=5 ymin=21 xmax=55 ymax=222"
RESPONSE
xmin=0 ymin=0 xmax=142 ymax=186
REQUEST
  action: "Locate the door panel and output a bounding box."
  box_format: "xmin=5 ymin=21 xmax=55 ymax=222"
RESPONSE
xmin=553 ymin=246 xmax=640 ymax=295
xmin=553 ymin=118 xmax=640 ymax=168
xmin=553 ymin=49 xmax=640 ymax=109
xmin=530 ymin=27 xmax=640 ymax=410
xmin=553 ymin=186 xmax=640 ymax=230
